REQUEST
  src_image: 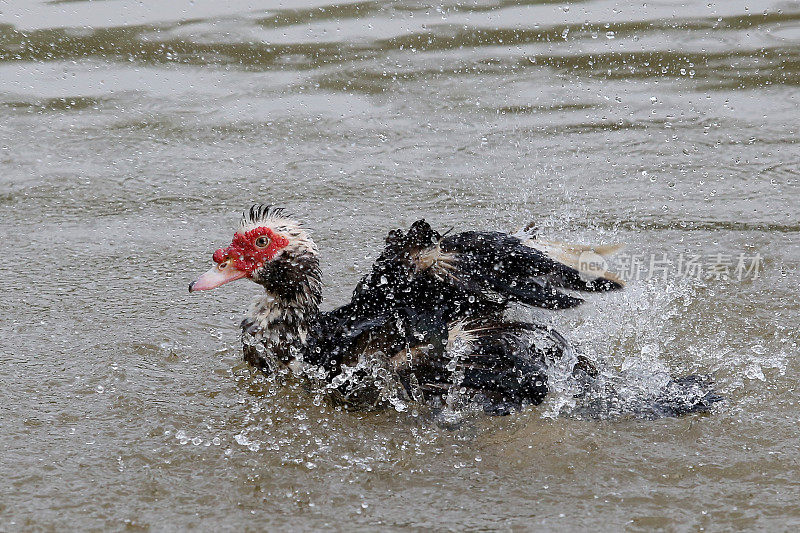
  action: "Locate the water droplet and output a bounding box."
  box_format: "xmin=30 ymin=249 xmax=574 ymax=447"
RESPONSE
xmin=744 ymin=363 xmax=765 ymax=381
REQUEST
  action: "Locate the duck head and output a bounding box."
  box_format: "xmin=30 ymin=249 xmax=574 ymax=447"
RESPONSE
xmin=189 ymin=205 xmax=321 ymax=305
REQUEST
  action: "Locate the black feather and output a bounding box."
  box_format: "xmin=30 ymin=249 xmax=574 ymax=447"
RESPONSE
xmin=242 ymin=204 xmax=289 ymax=227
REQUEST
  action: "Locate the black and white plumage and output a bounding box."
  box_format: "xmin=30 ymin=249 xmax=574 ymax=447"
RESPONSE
xmin=190 ymin=205 xmax=721 ymax=417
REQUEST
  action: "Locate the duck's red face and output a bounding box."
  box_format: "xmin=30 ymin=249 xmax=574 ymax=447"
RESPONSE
xmin=189 ymin=226 xmax=290 ymax=292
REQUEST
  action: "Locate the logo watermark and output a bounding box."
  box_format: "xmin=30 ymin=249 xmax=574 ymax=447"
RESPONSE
xmin=577 ymin=251 xmax=610 ymax=282
xmin=577 ymin=251 xmax=763 ymax=282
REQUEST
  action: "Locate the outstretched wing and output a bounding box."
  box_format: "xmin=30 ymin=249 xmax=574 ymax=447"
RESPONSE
xmin=434 ymin=229 xmax=623 ymax=303
xmin=348 ymin=219 xmax=623 ymax=322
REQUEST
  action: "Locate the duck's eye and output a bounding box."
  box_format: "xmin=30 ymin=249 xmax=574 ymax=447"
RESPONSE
xmin=218 ymin=261 xmax=229 ymax=270
xmin=255 ymin=236 xmax=270 ymax=248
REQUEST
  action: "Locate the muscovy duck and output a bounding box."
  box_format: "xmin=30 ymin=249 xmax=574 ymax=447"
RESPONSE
xmin=190 ymin=205 xmax=720 ymax=416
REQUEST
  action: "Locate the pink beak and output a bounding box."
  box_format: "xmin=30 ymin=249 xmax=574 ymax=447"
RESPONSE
xmin=189 ymin=264 xmax=247 ymax=292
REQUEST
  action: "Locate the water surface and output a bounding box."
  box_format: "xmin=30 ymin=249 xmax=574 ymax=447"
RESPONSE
xmin=1 ymin=0 xmax=799 ymax=530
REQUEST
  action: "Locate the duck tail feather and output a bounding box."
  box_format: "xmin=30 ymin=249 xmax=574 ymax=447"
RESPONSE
xmin=522 ymin=237 xmax=626 ymax=290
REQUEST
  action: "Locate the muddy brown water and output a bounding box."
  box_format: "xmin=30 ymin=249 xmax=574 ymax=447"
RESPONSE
xmin=1 ymin=0 xmax=799 ymax=530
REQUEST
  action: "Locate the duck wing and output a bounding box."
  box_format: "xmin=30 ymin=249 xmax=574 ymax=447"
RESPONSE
xmin=348 ymin=220 xmax=622 ymax=322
